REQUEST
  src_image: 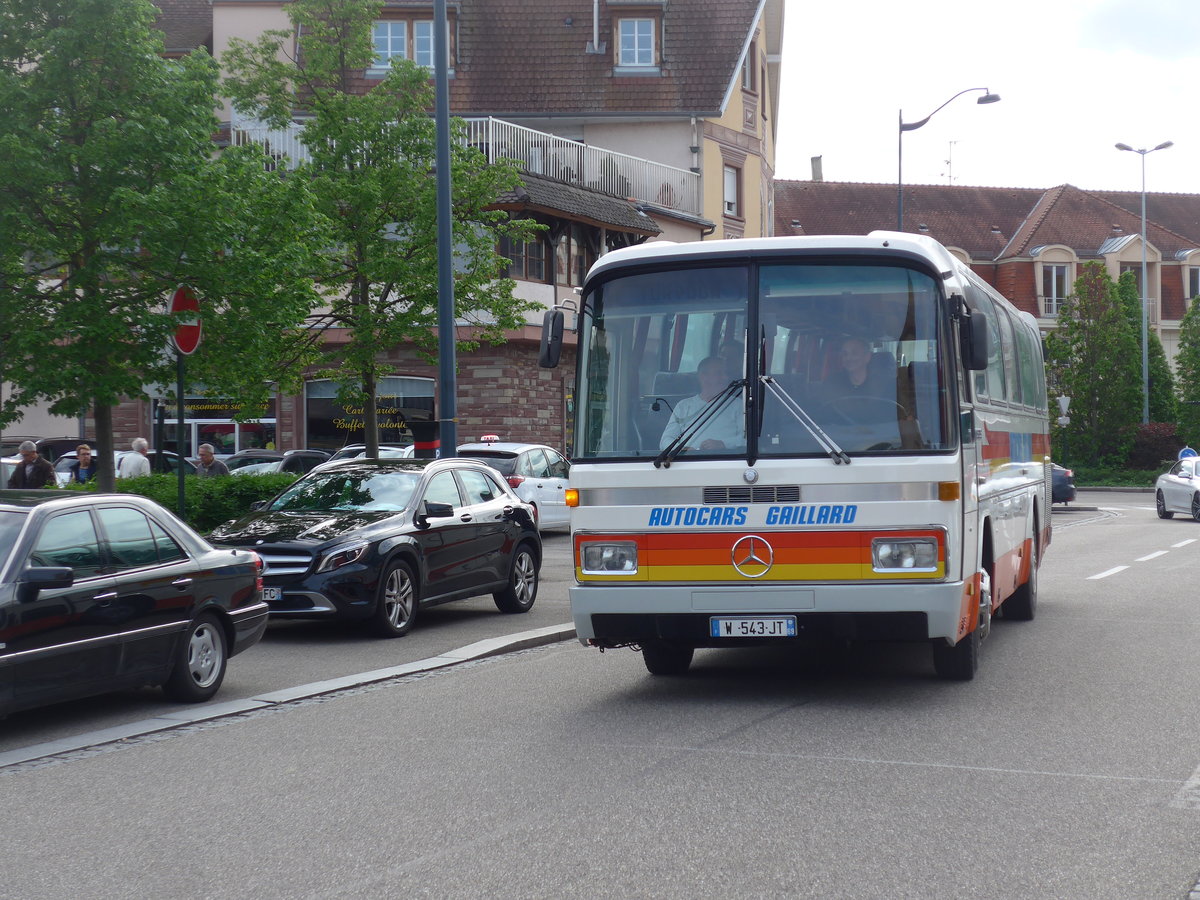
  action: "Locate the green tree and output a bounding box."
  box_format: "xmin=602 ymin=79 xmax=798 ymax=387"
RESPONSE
xmin=1175 ymin=297 xmax=1200 ymax=444
xmin=222 ymin=0 xmax=541 ymax=455
xmin=1044 ymin=262 xmax=1141 ymax=465
xmin=0 ymin=0 xmax=324 ymax=489
xmin=1116 ymin=270 xmax=1177 ymax=424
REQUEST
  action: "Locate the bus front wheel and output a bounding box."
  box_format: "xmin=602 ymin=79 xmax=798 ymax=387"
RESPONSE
xmin=641 ymin=640 xmax=694 ymax=675
xmin=932 ymin=628 xmax=979 ymax=681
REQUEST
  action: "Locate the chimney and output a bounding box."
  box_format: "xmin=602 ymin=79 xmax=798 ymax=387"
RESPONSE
xmin=810 ymin=156 xmax=823 ymax=182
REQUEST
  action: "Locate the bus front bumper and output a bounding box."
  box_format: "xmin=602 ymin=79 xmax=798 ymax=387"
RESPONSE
xmin=570 ymin=581 xmax=965 ymax=647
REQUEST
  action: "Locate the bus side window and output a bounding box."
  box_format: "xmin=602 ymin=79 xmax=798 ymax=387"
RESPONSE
xmin=996 ymin=309 xmax=1021 ymax=405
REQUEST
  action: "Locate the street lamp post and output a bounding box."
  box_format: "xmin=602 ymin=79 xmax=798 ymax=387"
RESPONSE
xmin=898 ymin=88 xmax=1000 ymax=232
xmin=1115 ymin=140 xmax=1173 ymax=425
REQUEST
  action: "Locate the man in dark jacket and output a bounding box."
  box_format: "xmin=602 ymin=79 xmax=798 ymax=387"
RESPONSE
xmin=7 ymin=440 xmax=56 ymax=489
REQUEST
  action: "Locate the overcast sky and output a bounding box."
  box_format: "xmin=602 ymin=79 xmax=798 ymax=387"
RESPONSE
xmin=774 ymin=0 xmax=1200 ymax=195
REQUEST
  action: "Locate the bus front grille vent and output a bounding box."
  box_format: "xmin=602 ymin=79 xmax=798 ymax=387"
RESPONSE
xmin=704 ymin=485 xmax=801 ymax=504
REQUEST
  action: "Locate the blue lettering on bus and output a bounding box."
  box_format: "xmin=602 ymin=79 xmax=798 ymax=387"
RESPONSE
xmin=647 ymin=505 xmax=861 ymax=527
xmin=647 ymin=506 xmax=749 ymax=527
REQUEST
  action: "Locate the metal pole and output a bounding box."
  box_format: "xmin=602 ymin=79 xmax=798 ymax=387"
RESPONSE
xmin=896 ymin=109 xmax=903 ymax=232
xmin=1140 ymin=153 xmax=1149 ymax=425
xmin=176 ymin=351 xmax=186 ymax=517
xmin=434 ymin=0 xmax=457 ymax=457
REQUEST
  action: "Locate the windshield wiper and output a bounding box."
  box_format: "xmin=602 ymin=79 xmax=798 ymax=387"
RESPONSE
xmin=653 ymin=379 xmax=745 ymax=468
xmin=760 ymin=375 xmax=851 ymax=465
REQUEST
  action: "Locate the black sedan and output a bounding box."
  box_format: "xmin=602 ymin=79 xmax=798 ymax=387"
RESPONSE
xmin=1052 ymin=463 xmax=1076 ymax=504
xmin=209 ymin=459 xmax=542 ymax=637
xmin=0 ymin=491 xmax=268 ymax=717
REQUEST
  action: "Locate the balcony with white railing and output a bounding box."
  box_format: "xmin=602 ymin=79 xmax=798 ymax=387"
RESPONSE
xmin=229 ymin=111 xmax=701 ymax=218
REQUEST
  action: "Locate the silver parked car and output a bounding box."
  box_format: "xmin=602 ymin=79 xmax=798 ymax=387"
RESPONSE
xmin=1156 ymin=456 xmax=1200 ymax=520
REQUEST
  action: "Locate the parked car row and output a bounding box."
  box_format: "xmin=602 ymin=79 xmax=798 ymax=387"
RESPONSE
xmin=1 ymin=451 xmax=546 ymax=717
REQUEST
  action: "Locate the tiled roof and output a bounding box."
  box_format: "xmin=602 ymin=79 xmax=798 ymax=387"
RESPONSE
xmin=774 ymin=180 xmax=1200 ymax=262
xmin=423 ymin=0 xmax=758 ymax=115
xmin=494 ymin=174 xmax=661 ymax=235
xmin=153 ymin=0 xmax=212 ymax=53
xmin=773 ymin=181 xmax=1042 ymax=260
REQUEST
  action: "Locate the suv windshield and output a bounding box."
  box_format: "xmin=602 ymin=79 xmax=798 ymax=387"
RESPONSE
xmin=269 ymin=470 xmax=422 ymax=512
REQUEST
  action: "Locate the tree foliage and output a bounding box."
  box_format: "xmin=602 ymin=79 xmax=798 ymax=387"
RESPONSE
xmin=1175 ymin=296 xmax=1200 ymax=444
xmin=0 ymin=0 xmax=324 ymax=488
xmin=1044 ymin=262 xmax=1141 ymax=465
xmin=1116 ymin=270 xmax=1177 ymax=425
xmin=222 ymin=0 xmax=542 ymax=454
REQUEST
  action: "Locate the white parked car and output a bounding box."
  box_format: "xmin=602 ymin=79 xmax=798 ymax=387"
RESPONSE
xmin=1155 ymin=455 xmax=1200 ymax=520
xmin=455 ymin=438 xmax=570 ymax=531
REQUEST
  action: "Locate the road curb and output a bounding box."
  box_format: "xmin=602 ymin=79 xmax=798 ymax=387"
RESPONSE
xmin=0 ymin=622 xmax=577 ymax=769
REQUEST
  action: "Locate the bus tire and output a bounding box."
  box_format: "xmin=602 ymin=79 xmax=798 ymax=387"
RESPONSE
xmin=1156 ymin=491 xmax=1173 ymax=519
xmin=932 ymin=629 xmax=978 ymax=681
xmin=1005 ymin=533 xmax=1038 ymax=621
xmin=641 ymin=640 xmax=694 ymax=676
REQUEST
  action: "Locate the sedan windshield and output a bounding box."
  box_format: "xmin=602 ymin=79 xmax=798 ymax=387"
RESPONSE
xmin=0 ymin=509 xmax=28 ymax=561
xmin=269 ymin=471 xmax=422 ymax=512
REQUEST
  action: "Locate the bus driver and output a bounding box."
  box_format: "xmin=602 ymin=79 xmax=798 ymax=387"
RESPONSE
xmin=658 ymin=356 xmax=745 ymax=452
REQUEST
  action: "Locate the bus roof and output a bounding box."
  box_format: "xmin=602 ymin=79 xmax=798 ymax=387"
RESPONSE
xmin=585 ymin=231 xmax=965 ymax=289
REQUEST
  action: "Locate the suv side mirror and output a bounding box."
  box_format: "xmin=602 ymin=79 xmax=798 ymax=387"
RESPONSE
xmin=416 ymin=500 xmax=455 ymax=527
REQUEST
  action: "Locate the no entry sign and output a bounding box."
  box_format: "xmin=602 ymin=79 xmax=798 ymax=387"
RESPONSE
xmin=170 ymin=285 xmax=202 ymax=355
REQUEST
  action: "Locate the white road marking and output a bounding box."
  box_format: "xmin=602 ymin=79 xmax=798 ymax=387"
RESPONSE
xmin=1087 ymin=566 xmax=1129 ymax=580
xmin=1172 ymin=539 xmax=1197 ymax=548
xmin=1136 ymin=551 xmax=1168 ymax=562
xmin=1170 ymin=762 xmax=1200 ymax=809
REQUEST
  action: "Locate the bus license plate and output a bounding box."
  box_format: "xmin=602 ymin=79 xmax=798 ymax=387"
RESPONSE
xmin=710 ymin=616 xmax=797 ymax=638
xmin=263 ymin=587 xmax=282 ymax=603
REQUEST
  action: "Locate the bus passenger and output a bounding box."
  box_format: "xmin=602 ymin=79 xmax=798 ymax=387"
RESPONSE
xmin=658 ymin=356 xmax=745 ymax=452
xmin=825 ymin=336 xmax=889 ymax=396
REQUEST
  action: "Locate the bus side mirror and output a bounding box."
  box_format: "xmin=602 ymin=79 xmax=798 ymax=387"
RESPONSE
xmin=539 ymin=309 xmax=564 ymax=369
xmin=963 ymin=315 xmax=989 ymax=371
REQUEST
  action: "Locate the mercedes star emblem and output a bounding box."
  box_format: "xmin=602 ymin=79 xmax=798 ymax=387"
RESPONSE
xmin=731 ymin=534 xmax=774 ymax=578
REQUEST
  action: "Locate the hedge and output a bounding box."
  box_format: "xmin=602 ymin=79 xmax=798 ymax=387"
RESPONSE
xmin=61 ymin=473 xmax=298 ymax=533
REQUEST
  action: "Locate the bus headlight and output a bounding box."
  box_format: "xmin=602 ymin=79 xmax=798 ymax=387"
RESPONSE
xmin=580 ymin=541 xmax=638 ymax=574
xmin=871 ymin=538 xmax=938 ymax=572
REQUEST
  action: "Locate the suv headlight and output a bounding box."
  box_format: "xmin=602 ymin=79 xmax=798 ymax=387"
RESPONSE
xmin=871 ymin=538 xmax=938 ymax=572
xmin=317 ymin=541 xmax=370 ymax=573
xmin=580 ymin=541 xmax=638 ymax=574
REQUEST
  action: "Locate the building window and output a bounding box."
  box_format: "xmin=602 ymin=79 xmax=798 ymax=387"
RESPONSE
xmin=741 ymin=43 xmax=755 ymax=92
xmin=500 ymin=233 xmax=546 ymax=283
xmin=1042 ymin=264 xmax=1067 ymax=316
xmin=413 ymin=20 xmax=433 ymax=68
xmin=554 ymin=225 xmax=595 ymax=287
xmin=373 ymin=21 xmax=408 ymax=68
xmin=1119 ymin=263 xmax=1142 ymax=294
xmin=618 ymin=19 xmax=655 ymax=67
xmin=1189 ymin=266 xmax=1200 ymax=300
xmin=723 ymin=165 xmax=741 ymax=217
xmin=372 ymin=18 xmax=440 ymax=70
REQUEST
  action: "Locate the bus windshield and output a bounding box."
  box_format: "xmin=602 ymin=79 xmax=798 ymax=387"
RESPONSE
xmin=576 ymin=260 xmax=956 ymax=459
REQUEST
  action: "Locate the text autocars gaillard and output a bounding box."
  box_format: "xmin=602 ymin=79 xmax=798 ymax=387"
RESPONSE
xmin=455 ymin=439 xmax=570 ymax=531
xmin=208 ymin=459 xmax=542 ymax=637
xmin=1155 ymin=457 xmax=1200 ymax=520
xmin=0 ymin=491 xmax=268 ymax=717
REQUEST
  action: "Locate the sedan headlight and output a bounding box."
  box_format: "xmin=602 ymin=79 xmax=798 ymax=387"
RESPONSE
xmin=871 ymin=538 xmax=938 ymax=572
xmin=317 ymin=541 xmax=370 ymax=573
xmin=580 ymin=541 xmax=638 ymax=574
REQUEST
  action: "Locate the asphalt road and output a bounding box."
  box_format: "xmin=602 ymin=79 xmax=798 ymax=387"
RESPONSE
xmin=5 ymin=492 xmax=1200 ymax=898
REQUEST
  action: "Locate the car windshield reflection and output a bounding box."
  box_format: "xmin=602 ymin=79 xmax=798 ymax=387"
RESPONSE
xmin=269 ymin=471 xmax=421 ymax=513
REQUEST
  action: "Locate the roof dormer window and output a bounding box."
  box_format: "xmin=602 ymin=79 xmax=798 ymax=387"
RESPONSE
xmin=618 ymin=18 xmax=654 ymax=66
xmin=370 ymin=16 xmax=448 ymax=74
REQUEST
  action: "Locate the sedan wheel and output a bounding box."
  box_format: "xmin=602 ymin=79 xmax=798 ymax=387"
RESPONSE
xmin=1192 ymin=493 xmax=1200 ymax=523
xmin=494 ymin=543 xmax=539 ymax=613
xmin=1157 ymin=490 xmax=1174 ymax=519
xmin=163 ymin=613 xmax=228 ymax=702
xmin=371 ymin=559 xmax=418 ymax=637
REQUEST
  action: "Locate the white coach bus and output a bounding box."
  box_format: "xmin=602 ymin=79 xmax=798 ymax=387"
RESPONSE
xmin=539 ymin=232 xmax=1050 ymax=680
